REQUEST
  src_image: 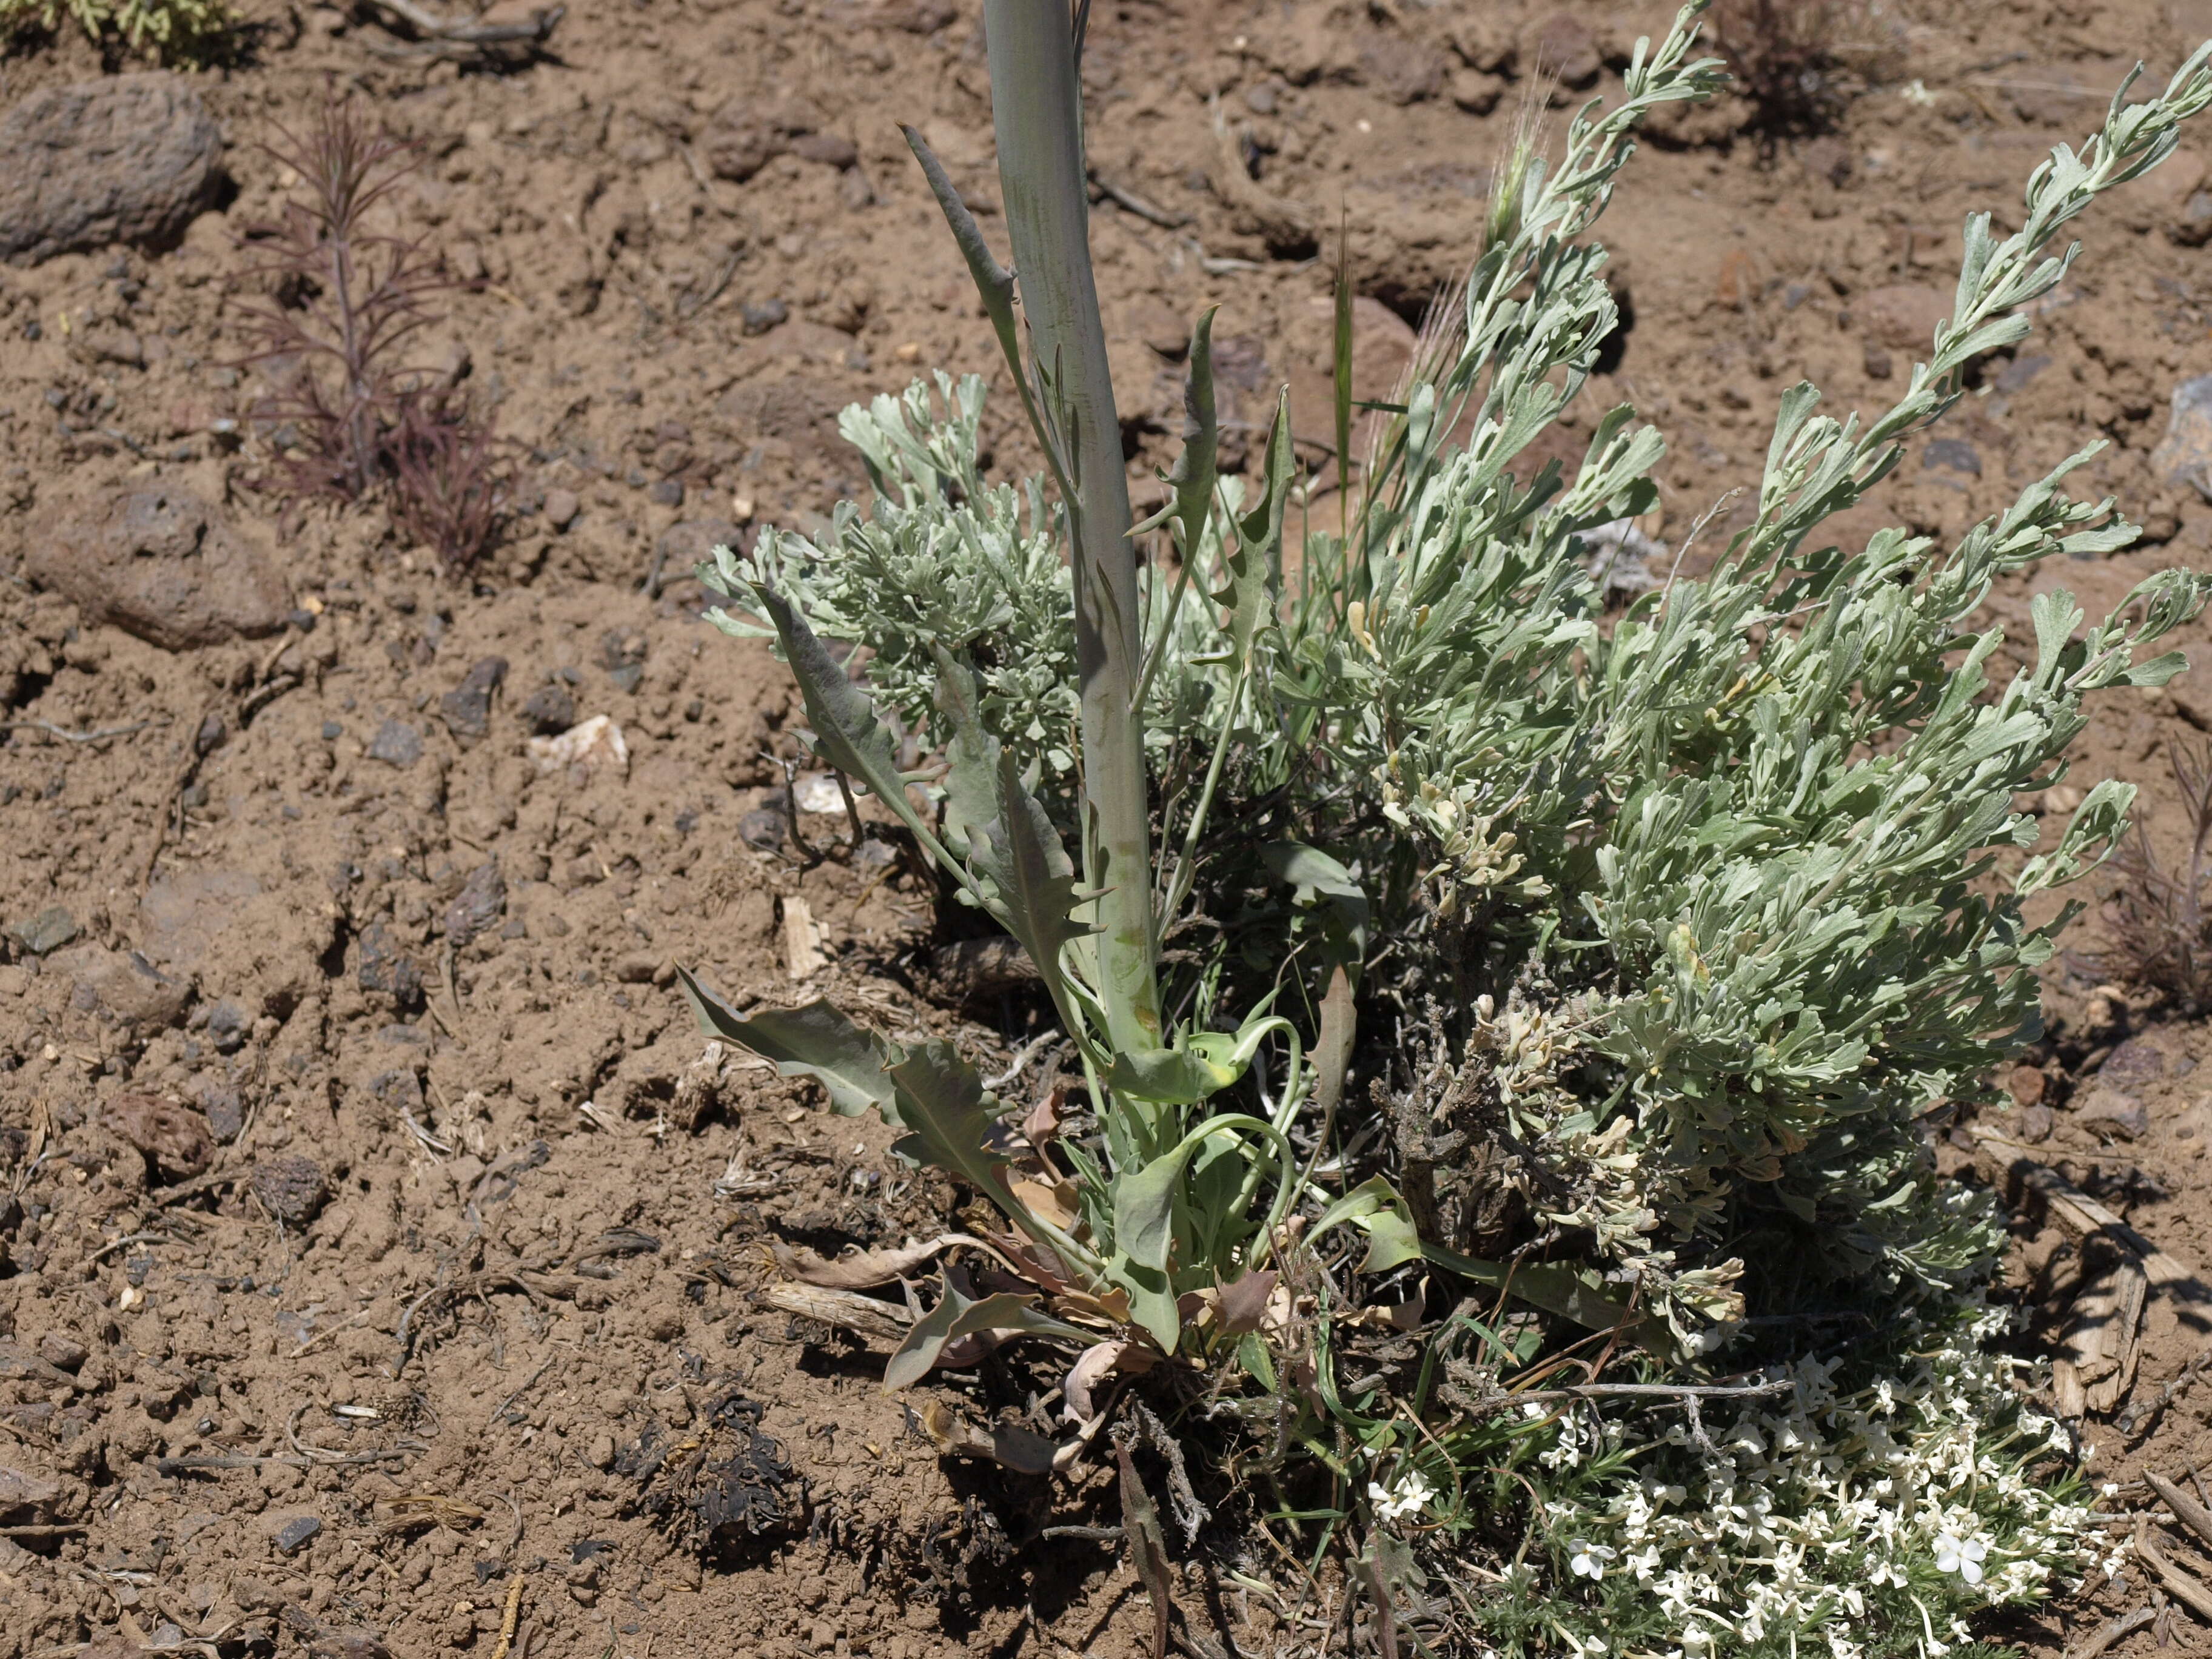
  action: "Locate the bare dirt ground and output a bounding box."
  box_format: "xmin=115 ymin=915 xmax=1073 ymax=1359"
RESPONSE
xmin=12 ymin=2 xmax=2212 ymax=1656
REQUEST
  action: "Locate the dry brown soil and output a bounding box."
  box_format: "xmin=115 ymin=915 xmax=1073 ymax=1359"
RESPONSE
xmin=12 ymin=2 xmax=2212 ymax=1656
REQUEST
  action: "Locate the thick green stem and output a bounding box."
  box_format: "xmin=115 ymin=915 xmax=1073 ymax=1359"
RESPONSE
xmin=982 ymin=0 xmax=1162 ymax=1055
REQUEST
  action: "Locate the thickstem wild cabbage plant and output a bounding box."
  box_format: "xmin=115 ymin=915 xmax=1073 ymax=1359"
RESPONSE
xmin=686 ymin=4 xmax=2212 ymax=1652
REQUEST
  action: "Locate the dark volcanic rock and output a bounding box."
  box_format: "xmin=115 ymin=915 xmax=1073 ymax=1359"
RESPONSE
xmin=0 ymin=75 xmax=224 ymax=265
xmin=30 ymin=489 xmax=289 ymax=651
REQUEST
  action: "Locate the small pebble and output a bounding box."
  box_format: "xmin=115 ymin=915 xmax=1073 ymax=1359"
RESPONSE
xmin=366 ymin=719 xmax=423 ymax=769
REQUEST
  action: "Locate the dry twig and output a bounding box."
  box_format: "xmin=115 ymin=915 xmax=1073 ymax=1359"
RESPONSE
xmin=2136 ymin=1515 xmax=2212 ymax=1622
xmin=2148 ymin=1470 xmax=2212 ymax=1554
xmin=0 ymin=719 xmax=163 ymax=744
xmin=2063 ymin=1604 xmax=2155 ymax=1659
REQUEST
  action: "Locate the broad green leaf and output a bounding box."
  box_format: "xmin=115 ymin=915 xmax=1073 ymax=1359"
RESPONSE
xmin=1104 ymin=1011 xmax=1288 ymax=1105
xmin=886 ymin=1041 xmax=1022 ymax=1214
xmin=1108 ymin=1253 xmax=1182 ymax=1353
xmin=676 ymin=969 xmax=900 ymax=1122
xmin=1216 ymin=389 xmax=1294 ymax=662
xmin=1114 ymin=1142 xmax=1196 ymax=1276
xmin=884 ymin=1273 xmax=1089 ymax=1391
xmin=931 ymin=649 xmax=1002 ymax=867
xmin=1261 ymin=840 xmax=1371 ymax=953
xmin=1130 ymin=306 xmax=1219 ymax=562
xmin=745 ymin=578 xmax=945 ymax=860
xmin=975 ymin=750 xmax=1098 ymax=1029
xmin=1308 ymin=1175 xmax=1422 ymax=1272
xmin=1104 ymin=1046 xmax=1219 ymax=1107
xmin=900 ymin=125 xmax=1022 ymax=388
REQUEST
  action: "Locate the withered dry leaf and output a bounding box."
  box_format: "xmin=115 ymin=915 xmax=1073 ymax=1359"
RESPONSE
xmin=771 ymin=1233 xmax=989 ymax=1290
xmin=374 ymin=1493 xmax=485 ymax=1534
xmin=1064 ymin=1339 xmax=1128 ymax=1426
xmin=1116 ymin=1436 xmax=1176 ymax=1659
xmin=1216 ymin=1269 xmax=1279 ymax=1338
xmin=917 ymin=1398 xmax=1057 ymax=1473
xmin=756 ymin=1281 xmax=914 ymax=1344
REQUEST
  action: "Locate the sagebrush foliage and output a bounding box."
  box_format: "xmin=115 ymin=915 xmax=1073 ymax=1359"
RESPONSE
xmin=702 ymin=5 xmax=2212 ymax=1653
xmin=0 ymin=0 xmax=231 ymax=56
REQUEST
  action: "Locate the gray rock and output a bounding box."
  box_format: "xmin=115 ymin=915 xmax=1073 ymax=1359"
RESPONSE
xmin=10 ymin=905 xmax=78 ymax=956
xmin=250 ymin=1155 xmax=328 ymax=1226
xmin=2075 ymin=1086 xmax=2150 ymax=1140
xmin=273 ymin=1513 xmax=323 ymax=1554
xmin=1923 ymin=438 xmax=1982 ymax=478
xmin=60 ymin=947 xmax=189 ymax=1032
xmin=2156 ymin=376 xmax=2212 ymax=501
xmin=739 ymin=806 xmax=788 ymax=851
xmin=521 ymin=680 xmax=576 ymax=735
xmin=438 ymin=656 xmax=508 ymax=743
xmin=0 ymin=1456 xmax=62 ymax=1513
xmin=600 ymin=628 xmax=648 ymax=695
xmin=28 ymin=488 xmax=287 ymax=651
xmin=2100 ymin=1037 xmax=2167 ymax=1086
xmin=139 ymin=868 xmax=261 ymax=971
xmin=364 ymin=1068 xmax=426 ymax=1121
xmin=199 ymin=1081 xmax=245 ymax=1143
xmin=355 ymin=923 xmax=423 ymax=1010
xmin=0 ymin=75 xmax=223 ymax=266
xmin=442 ymin=862 xmax=506 ymax=947
xmin=205 ymin=999 xmax=249 ymax=1055
xmin=740 ymin=298 xmax=789 ymax=335
xmin=2017 ymin=1103 xmax=2055 ymax=1144
xmin=366 ymin=719 xmax=422 ymax=768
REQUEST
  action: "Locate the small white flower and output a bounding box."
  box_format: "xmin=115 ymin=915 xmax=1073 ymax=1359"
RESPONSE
xmin=1934 ymin=1532 xmax=1988 ymax=1586
xmin=1568 ymin=1539 xmax=1617 ymax=1580
xmin=1367 ymin=1472 xmax=1434 ymax=1523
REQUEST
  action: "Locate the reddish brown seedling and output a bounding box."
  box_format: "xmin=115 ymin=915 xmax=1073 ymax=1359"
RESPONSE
xmin=2105 ymin=736 xmax=2212 ymax=1011
xmin=230 ymin=94 xmax=509 ymax=573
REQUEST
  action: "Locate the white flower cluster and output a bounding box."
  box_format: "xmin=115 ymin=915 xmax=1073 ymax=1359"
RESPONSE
xmin=1531 ymin=1309 xmax=2100 ymax=1657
